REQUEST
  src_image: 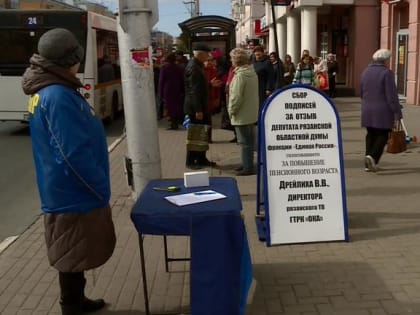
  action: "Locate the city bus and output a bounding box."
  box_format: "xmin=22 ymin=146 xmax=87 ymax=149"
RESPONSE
xmin=0 ymin=9 xmax=123 ymax=122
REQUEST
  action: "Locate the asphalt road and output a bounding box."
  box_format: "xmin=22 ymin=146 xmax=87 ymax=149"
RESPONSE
xmin=0 ymin=116 xmax=125 ymax=244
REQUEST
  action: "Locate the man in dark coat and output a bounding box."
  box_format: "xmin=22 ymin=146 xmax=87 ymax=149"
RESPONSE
xmin=269 ymin=51 xmax=285 ymax=90
xmin=360 ymin=48 xmax=403 ymax=172
xmin=184 ymin=43 xmax=216 ymax=168
xmin=252 ymin=45 xmax=274 ymax=108
xmin=327 ymin=53 xmax=338 ymax=98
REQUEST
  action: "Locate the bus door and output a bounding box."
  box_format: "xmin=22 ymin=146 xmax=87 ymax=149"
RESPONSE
xmin=94 ymin=28 xmax=122 ymax=120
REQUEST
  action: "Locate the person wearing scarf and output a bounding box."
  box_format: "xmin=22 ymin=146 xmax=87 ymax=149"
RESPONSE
xmin=22 ymin=28 xmax=116 ymax=315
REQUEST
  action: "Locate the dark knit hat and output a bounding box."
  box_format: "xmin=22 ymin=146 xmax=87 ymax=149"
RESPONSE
xmin=192 ymin=43 xmax=211 ymax=52
xmin=38 ymin=28 xmax=84 ymax=67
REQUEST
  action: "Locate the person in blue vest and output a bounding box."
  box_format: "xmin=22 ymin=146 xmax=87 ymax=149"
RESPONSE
xmin=21 ymin=28 xmax=116 ymax=315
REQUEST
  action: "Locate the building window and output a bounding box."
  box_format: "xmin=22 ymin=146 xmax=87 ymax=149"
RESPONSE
xmin=319 ymin=24 xmax=328 ymax=59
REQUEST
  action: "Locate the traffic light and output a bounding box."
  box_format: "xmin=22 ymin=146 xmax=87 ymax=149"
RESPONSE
xmin=271 ymin=0 xmax=291 ymax=5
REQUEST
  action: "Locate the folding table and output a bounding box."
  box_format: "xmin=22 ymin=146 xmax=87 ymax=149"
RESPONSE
xmin=131 ymin=177 xmax=253 ymax=315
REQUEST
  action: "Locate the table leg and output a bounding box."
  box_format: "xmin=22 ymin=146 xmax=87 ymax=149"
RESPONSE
xmin=139 ymin=234 xmax=150 ymax=315
xmin=138 ymin=234 xmax=191 ymax=314
xmin=163 ymin=235 xmax=169 ymax=272
xmin=163 ymin=236 xmax=191 ymax=273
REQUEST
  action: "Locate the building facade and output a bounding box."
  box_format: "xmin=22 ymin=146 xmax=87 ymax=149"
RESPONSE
xmin=381 ymin=0 xmax=419 ymax=105
xmin=233 ymin=0 xmax=382 ymax=96
xmin=232 ymin=0 xmax=265 ymax=48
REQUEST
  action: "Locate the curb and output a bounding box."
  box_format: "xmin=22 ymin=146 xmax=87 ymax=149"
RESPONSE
xmin=0 ymin=236 xmax=19 ymax=254
xmin=108 ymin=133 xmax=126 ymax=153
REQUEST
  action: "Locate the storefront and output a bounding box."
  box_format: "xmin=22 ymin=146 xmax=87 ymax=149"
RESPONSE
xmin=263 ymin=0 xmax=380 ymax=96
xmin=381 ymin=0 xmax=418 ymax=105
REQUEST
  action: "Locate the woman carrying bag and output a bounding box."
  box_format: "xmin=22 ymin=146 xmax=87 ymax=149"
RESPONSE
xmin=360 ymin=49 xmax=403 ymax=172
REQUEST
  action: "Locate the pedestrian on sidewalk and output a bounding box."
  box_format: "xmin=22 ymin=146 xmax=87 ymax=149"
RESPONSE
xmin=360 ymin=48 xmax=403 ymax=172
xmin=228 ymin=48 xmax=259 ymax=176
xmin=283 ymin=54 xmax=296 ymax=86
xmin=327 ymin=53 xmax=338 ymax=98
xmin=21 ymin=28 xmax=116 ymax=315
xmin=158 ymin=52 xmax=185 ymax=130
xmin=251 ymin=45 xmax=275 ymax=109
xmin=269 ymin=51 xmax=285 ymax=90
xmin=184 ymin=43 xmax=217 ymax=169
xmin=220 ymin=64 xmax=238 ymax=142
xmin=293 ymin=54 xmax=316 ymax=86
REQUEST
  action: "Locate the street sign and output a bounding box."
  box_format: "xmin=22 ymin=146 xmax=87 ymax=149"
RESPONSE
xmin=271 ymin=0 xmax=292 ymax=5
xmin=256 ymin=85 xmax=348 ymax=245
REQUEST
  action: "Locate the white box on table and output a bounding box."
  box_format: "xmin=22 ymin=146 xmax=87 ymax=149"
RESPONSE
xmin=184 ymin=171 xmax=209 ymax=188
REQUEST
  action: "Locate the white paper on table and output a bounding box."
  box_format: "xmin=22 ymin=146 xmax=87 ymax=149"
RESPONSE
xmin=164 ymin=190 xmax=226 ymax=206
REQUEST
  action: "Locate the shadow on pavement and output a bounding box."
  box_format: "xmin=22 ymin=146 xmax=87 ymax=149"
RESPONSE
xmin=8 ymin=124 xmax=30 ymax=136
xmin=347 ymin=185 xmax=420 ymax=197
xmin=98 ymin=311 xmax=140 ymax=315
xmin=246 ymin=262 xmax=420 ymax=315
xmin=349 ymin=211 xmax=420 ymax=241
xmin=98 ymin=308 xmax=189 ymax=314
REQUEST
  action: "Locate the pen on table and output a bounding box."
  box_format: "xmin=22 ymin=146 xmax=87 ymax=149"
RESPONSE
xmin=194 ymin=192 xmax=217 ymax=195
xmin=153 ymin=186 xmax=180 ymax=192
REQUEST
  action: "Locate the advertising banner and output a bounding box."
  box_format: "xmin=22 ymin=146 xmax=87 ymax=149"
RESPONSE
xmin=258 ymin=85 xmax=348 ymax=245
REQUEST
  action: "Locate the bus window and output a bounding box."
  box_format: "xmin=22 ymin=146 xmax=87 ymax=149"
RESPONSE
xmin=96 ymin=29 xmax=120 ymax=82
xmin=0 ymin=11 xmax=88 ymax=76
xmin=0 ymin=29 xmax=39 ymax=75
xmin=98 ymin=55 xmax=115 ymax=83
xmin=0 ymin=10 xmax=121 ymax=122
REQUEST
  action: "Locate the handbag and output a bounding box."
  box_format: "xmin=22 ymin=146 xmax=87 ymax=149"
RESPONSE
xmin=221 ymin=105 xmax=234 ymax=131
xmin=387 ymin=120 xmax=407 ymax=153
xmin=186 ymin=123 xmax=209 ymax=152
xmin=316 ymin=72 xmax=329 ymax=90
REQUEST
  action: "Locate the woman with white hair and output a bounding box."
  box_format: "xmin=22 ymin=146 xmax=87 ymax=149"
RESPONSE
xmin=228 ymin=48 xmax=259 ymax=176
xmin=360 ymin=48 xmax=403 ymax=172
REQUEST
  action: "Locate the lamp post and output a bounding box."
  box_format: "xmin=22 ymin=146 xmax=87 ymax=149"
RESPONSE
xmin=118 ymin=0 xmax=161 ymax=199
xmin=270 ymin=0 xmax=291 ymax=53
xmin=270 ymin=0 xmax=279 ymax=54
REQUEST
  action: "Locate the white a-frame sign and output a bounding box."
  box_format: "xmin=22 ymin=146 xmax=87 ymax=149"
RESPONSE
xmin=256 ymin=85 xmax=349 ymax=245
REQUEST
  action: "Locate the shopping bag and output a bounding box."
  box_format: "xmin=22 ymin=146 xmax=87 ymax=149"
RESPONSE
xmin=316 ymin=72 xmax=329 ymax=90
xmin=221 ymin=105 xmax=234 ymax=130
xmin=387 ymin=120 xmax=407 ymax=153
xmin=186 ymin=124 xmax=209 ymax=152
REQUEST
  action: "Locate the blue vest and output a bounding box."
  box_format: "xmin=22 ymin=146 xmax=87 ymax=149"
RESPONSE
xmin=28 ymin=84 xmax=110 ymax=213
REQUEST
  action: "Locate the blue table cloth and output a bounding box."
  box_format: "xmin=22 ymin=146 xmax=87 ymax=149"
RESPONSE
xmin=131 ymin=177 xmax=253 ymax=315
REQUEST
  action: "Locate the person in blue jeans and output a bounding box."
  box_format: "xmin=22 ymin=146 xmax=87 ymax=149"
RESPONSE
xmin=228 ymin=48 xmax=259 ymax=176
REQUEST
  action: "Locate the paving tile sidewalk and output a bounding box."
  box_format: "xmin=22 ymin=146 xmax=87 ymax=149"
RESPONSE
xmin=2 ymin=97 xmax=420 ymax=314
